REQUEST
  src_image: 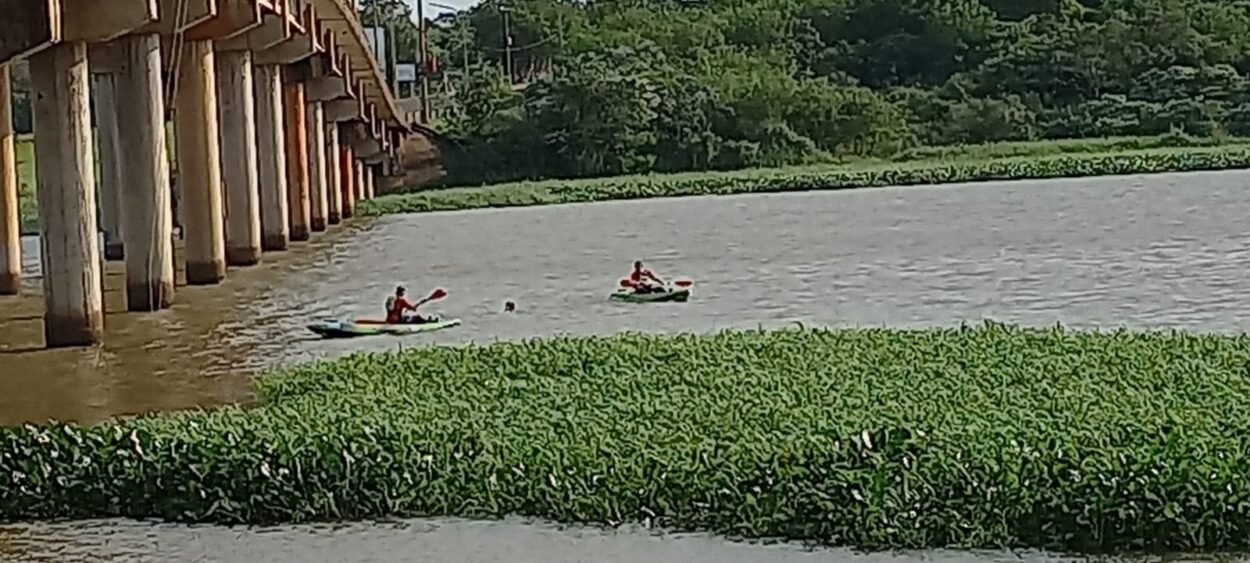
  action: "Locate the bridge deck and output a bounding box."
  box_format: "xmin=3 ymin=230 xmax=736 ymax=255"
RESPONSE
xmin=309 ymin=0 xmax=408 ymax=128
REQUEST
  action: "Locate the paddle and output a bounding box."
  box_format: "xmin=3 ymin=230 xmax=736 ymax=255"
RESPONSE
xmin=419 ymin=288 xmax=448 ymax=304
xmin=621 ymin=277 xmax=693 ymax=288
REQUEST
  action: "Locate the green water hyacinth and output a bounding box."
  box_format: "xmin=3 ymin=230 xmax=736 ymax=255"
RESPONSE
xmin=5 ymin=324 xmax=1250 ymax=552
xmin=360 ymin=146 xmax=1250 ymax=216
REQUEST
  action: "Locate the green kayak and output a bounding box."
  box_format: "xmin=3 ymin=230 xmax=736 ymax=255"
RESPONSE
xmin=307 ymin=318 xmax=462 ymax=339
xmin=609 ymin=288 xmax=690 ymax=303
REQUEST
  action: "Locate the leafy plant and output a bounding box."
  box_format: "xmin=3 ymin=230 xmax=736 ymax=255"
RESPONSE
xmin=6 ymin=324 xmax=1250 ymax=553
xmin=361 ymin=144 xmax=1250 ymax=216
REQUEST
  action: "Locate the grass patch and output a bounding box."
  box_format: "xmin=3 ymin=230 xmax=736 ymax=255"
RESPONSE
xmin=361 ymin=142 xmax=1250 ymax=216
xmin=890 ymin=133 xmax=1238 ymax=161
xmin=5 ymin=324 xmax=1250 ymax=552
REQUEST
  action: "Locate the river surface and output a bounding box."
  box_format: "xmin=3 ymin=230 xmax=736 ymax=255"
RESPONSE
xmin=4 ymin=517 xmax=1244 ymax=563
xmin=2 ymin=170 xmax=1249 ymax=561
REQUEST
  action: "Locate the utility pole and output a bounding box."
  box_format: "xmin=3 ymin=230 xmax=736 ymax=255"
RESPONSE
xmin=416 ymin=0 xmax=430 ymax=123
xmin=371 ymin=0 xmax=382 ymax=62
xmin=428 ymin=2 xmax=467 ymax=83
xmin=500 ymin=4 xmax=512 ymax=84
xmin=387 ymin=6 xmax=399 ymax=96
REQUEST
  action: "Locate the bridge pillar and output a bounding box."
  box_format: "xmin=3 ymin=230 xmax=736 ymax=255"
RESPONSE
xmin=254 ymin=64 xmax=288 ymax=251
xmin=325 ymin=121 xmax=341 ymax=224
xmin=115 ymin=33 xmax=175 ymax=311
xmin=91 ymin=73 xmax=125 ymax=261
xmin=284 ymin=78 xmax=311 ymax=241
xmin=305 ymin=100 xmax=328 ymax=232
xmin=30 ymin=42 xmax=104 ymax=347
xmin=354 ymin=160 xmax=365 ymax=205
xmin=216 ymin=49 xmax=262 ymax=266
xmin=176 ymin=40 xmax=227 ymax=285
xmin=0 ymin=64 xmax=19 ymax=295
xmin=364 ymin=165 xmax=375 ymax=199
xmin=339 ymin=143 xmax=355 ymax=219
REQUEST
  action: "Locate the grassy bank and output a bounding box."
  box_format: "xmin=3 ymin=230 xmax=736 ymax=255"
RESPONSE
xmin=5 ymin=324 xmax=1250 ymax=552
xmin=11 ymin=135 xmax=1250 ymax=229
xmin=361 ymin=141 xmax=1250 ymax=217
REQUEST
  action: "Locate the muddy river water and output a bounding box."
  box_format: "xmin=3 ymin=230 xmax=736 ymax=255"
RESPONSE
xmin=1 ymin=171 xmax=1248 ymax=561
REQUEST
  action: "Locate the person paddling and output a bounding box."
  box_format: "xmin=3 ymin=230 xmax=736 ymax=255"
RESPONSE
xmin=625 ymin=261 xmax=666 ymax=293
xmin=385 ymin=285 xmax=440 ymax=324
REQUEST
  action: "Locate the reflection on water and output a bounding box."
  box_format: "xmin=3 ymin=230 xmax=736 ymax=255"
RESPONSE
xmin=1 ymin=518 xmax=1241 ymax=563
xmin=3 ymin=170 xmax=1250 ymax=426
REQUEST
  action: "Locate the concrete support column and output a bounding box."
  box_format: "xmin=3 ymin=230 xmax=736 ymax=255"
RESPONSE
xmin=215 ymin=49 xmax=261 ymax=266
xmin=115 ymin=33 xmax=175 ymax=311
xmin=325 ymin=122 xmax=340 ymax=224
xmin=30 ymin=43 xmax=104 ymax=347
xmin=284 ymin=80 xmax=311 ymax=241
xmin=253 ymin=64 xmax=288 ymax=251
xmin=91 ymin=73 xmax=124 ymax=261
xmin=176 ymin=40 xmax=226 ymax=285
xmin=0 ymin=64 xmax=19 ymax=295
xmin=355 ymin=160 xmax=365 ymax=206
xmin=339 ymin=144 xmax=355 ymax=218
xmin=364 ymin=165 xmax=375 ymax=199
xmin=305 ymin=100 xmax=327 ymax=232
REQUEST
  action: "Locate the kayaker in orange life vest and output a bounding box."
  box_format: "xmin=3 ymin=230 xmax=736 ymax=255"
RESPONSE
xmin=385 ymin=286 xmax=437 ymax=324
xmin=626 ymin=261 xmax=666 ymax=293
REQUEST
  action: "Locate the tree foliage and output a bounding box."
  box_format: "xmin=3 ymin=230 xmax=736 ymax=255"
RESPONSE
xmin=401 ymin=0 xmax=1250 ymax=183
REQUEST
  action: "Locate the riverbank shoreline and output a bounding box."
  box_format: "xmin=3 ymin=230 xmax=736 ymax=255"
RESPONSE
xmin=12 ymin=135 xmax=1250 ymax=231
xmin=5 ymin=324 xmax=1250 ymax=553
xmin=360 ymin=142 xmax=1250 ymax=217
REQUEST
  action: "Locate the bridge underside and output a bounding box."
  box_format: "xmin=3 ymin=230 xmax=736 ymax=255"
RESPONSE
xmin=0 ymin=0 xmax=430 ymax=347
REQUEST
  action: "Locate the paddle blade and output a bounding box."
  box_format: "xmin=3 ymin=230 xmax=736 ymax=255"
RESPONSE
xmin=428 ymin=288 xmax=448 ymax=300
xmin=674 ymin=278 xmax=694 ymax=287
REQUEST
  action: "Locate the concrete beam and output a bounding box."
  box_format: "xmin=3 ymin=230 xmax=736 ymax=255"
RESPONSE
xmin=30 ymin=42 xmax=104 ymax=347
xmin=253 ymin=4 xmax=319 ymax=65
xmin=344 ymin=104 xmax=382 ymax=158
xmin=0 ymin=64 xmax=18 ymax=294
xmin=64 ymin=0 xmax=158 ymax=43
xmin=367 ymin=104 xmax=381 ymax=139
xmin=184 ymin=0 xmax=262 ymax=41
xmin=285 ymin=0 xmax=304 ymax=34
xmin=88 ymin=41 xmax=123 ymax=74
xmin=324 ymin=98 xmax=361 ymax=122
xmin=141 ymin=0 xmax=217 ymax=35
xmin=216 ymin=1 xmax=290 ymax=51
xmin=323 ymin=75 xmax=364 ymax=122
xmin=305 ymin=41 xmax=348 ymax=101
xmin=0 ymin=0 xmax=59 ymax=64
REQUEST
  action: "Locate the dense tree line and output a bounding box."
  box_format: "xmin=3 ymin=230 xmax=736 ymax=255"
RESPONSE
xmin=405 ymin=0 xmax=1250 ymax=183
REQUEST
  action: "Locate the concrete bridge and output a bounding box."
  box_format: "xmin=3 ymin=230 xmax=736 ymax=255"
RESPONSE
xmin=0 ymin=0 xmax=420 ymax=348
